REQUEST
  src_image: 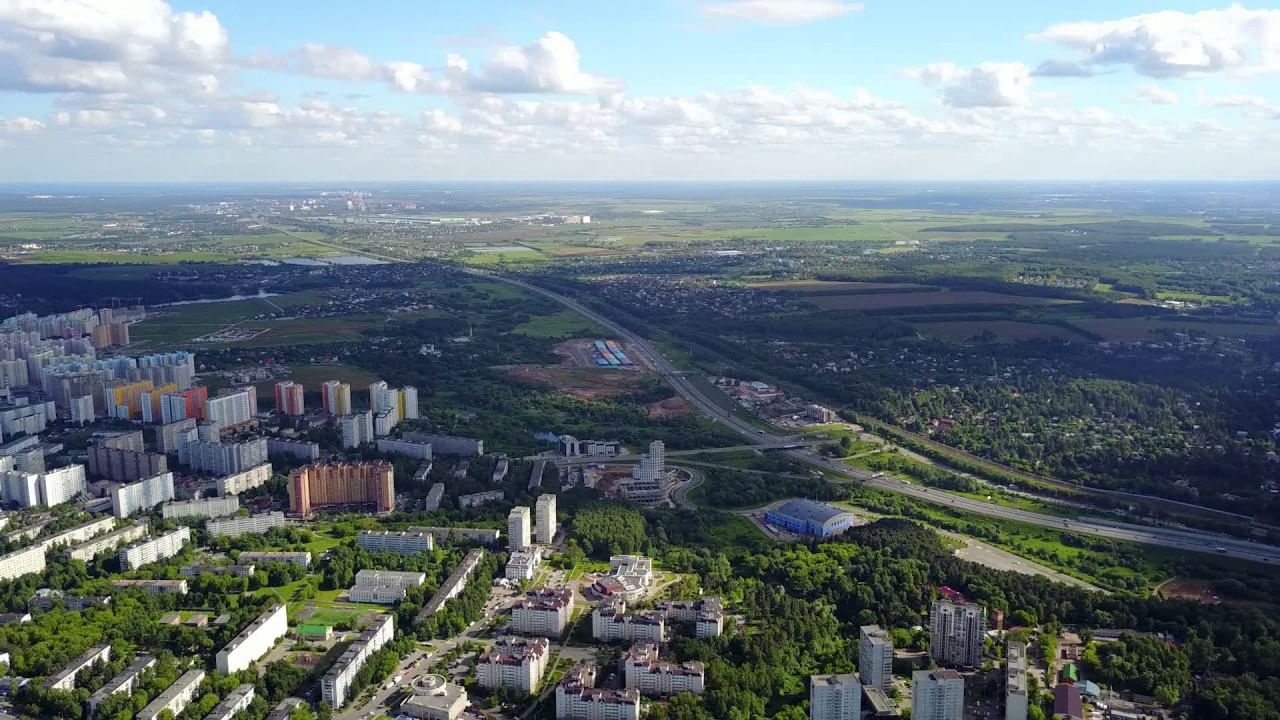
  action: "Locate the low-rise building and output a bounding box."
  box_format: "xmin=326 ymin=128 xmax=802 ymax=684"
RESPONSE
xmin=348 ymin=568 xmax=426 ymax=604
xmin=238 ymin=550 xmax=310 ymax=567
xmin=118 ymin=526 xmax=190 ymax=570
xmin=505 ymin=547 xmax=543 ymax=581
xmin=137 ymin=669 xmax=205 ymax=720
xmin=181 ymin=563 xmax=256 ymax=578
xmin=657 ymin=598 xmax=724 ymax=638
xmin=321 ymin=615 xmax=395 ymax=708
xmin=205 ymin=683 xmax=255 ymax=720
xmin=88 ymin=655 xmax=155 ymax=715
xmin=398 ymin=675 xmax=468 ymax=720
xmin=111 ymin=579 xmax=189 ymax=595
xmin=511 ymin=588 xmax=574 ymax=638
xmin=410 ymin=526 xmax=501 ymax=546
xmin=556 ymin=665 xmax=640 ymax=720
xmin=44 ymin=645 xmax=111 ymax=690
xmin=592 ymin=600 xmax=665 ymax=644
xmin=27 ymin=588 xmax=111 ymax=612
xmin=266 ymin=698 xmax=305 ymax=720
xmin=591 ymin=555 xmax=653 ymax=601
xmin=623 ymin=643 xmax=704 ymax=697
xmin=216 ymin=605 xmax=288 ymax=674
xmin=477 ymin=637 xmax=550 ymax=694
xmin=765 ymin=498 xmax=856 ymax=538
xmin=356 ymin=530 xmax=433 ymax=555
xmin=206 ymin=511 xmax=286 ymax=538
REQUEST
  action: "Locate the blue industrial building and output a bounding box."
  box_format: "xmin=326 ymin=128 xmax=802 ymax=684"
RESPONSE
xmin=765 ymin=499 xmax=856 ymax=538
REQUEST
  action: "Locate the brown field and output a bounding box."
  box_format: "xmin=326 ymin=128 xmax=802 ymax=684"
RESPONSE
xmin=647 ymin=396 xmax=693 ymax=418
xmin=1073 ymin=318 xmax=1279 ymax=342
xmin=1157 ymin=578 xmax=1220 ymax=604
xmin=501 ymin=365 xmax=648 ymax=400
xmin=810 ymin=291 xmax=1076 ymax=311
xmin=914 ymin=321 xmax=1091 ymax=343
xmin=749 ymin=280 xmax=932 ymax=293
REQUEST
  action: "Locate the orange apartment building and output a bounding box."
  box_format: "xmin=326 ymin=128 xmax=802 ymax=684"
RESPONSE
xmin=288 ymin=461 xmax=395 ymax=516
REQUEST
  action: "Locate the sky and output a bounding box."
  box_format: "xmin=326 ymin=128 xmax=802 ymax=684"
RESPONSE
xmin=0 ymin=0 xmax=1277 ymax=181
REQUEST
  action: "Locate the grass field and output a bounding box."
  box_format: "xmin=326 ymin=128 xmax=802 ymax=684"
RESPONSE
xmin=1071 ymin=317 xmax=1278 ymax=341
xmin=749 ymin=280 xmax=932 ymax=293
xmin=513 ymin=310 xmax=602 ymax=338
xmin=305 ymin=608 xmax=365 ymax=627
xmin=810 ymin=291 xmax=1076 ymax=311
xmin=913 ymin=320 xmax=1091 ymax=342
xmin=276 ymin=364 xmax=381 ymax=391
xmin=236 ymin=316 xmax=381 ymax=346
xmin=129 ymin=297 xmax=279 ymax=345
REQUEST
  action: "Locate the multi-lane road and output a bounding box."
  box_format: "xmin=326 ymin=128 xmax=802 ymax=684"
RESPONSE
xmin=475 ymin=269 xmax=1280 ymax=566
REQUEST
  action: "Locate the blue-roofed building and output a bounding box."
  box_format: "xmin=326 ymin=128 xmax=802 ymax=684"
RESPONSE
xmin=765 ymin=499 xmax=856 ymax=538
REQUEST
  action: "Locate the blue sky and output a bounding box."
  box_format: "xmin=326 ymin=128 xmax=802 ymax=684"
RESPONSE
xmin=0 ymin=0 xmax=1276 ymax=180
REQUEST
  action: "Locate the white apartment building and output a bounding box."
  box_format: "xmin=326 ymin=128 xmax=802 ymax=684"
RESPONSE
xmin=88 ymin=655 xmax=155 ymax=715
xmin=556 ymin=665 xmax=641 ymax=720
xmin=912 ymin=669 xmax=965 ymax=720
xmin=357 ymin=530 xmax=433 ymax=555
xmin=205 ymin=391 xmax=253 ymax=431
xmin=1006 ymin=640 xmax=1028 ymax=720
xmin=511 ymin=588 xmax=574 ymax=638
xmin=206 ymin=511 xmax=287 ymax=538
xmin=373 ymin=410 xmax=398 ymax=437
xmin=424 ymin=482 xmax=445 ymax=511
xmin=205 ymin=684 xmax=255 ymax=720
xmin=216 ymin=605 xmax=288 ymax=674
xmin=477 ymin=637 xmax=550 ymax=694
xmin=929 ymin=600 xmax=987 ymax=668
xmin=70 ymin=395 xmax=95 ymax=424
xmin=859 ymin=624 xmax=894 ymax=691
xmin=68 ymin=524 xmax=148 ymax=561
xmin=340 ymin=411 xmax=374 ymax=449
xmin=238 ymin=550 xmax=310 ymax=567
xmin=633 ymin=440 xmax=665 ymax=483
xmin=45 ymin=645 xmax=112 ymax=690
xmin=321 ymin=615 xmax=395 ymax=708
xmin=111 ymin=471 xmax=175 ymax=518
xmin=137 ymin=669 xmax=206 ymax=720
xmin=593 ymin=600 xmax=665 ymax=644
xmin=505 ymin=548 xmax=543 ymax=581
xmin=35 ymin=516 xmax=116 ymax=552
xmin=216 ymin=463 xmax=273 ymax=495
xmin=0 ymin=470 xmax=40 ymax=507
xmin=161 ymin=495 xmax=239 ymax=520
xmin=459 ymin=489 xmax=504 ymax=508
xmin=810 ymin=673 xmax=861 ymax=720
xmin=38 ymin=464 xmax=87 ymax=506
xmin=623 ymin=643 xmax=705 ymax=697
xmin=118 ymin=526 xmax=190 ymax=570
xmin=185 ymin=438 xmax=268 ymax=476
xmin=535 ymin=493 xmax=557 ymax=545
xmin=508 ymin=506 xmax=531 ymax=551
xmin=656 ymin=598 xmax=725 ymax=638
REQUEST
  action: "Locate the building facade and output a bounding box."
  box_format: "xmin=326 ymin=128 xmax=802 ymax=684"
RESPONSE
xmin=357 ymin=530 xmax=433 ymax=555
xmin=161 ymin=495 xmax=239 ymax=520
xmin=207 ymin=511 xmax=287 ymax=538
xmin=111 ymin=471 xmax=176 ymax=518
xmin=511 ymin=588 xmax=575 ymax=638
xmin=929 ymin=600 xmax=987 ymax=668
xmin=321 ymin=615 xmax=395 ymax=708
xmin=477 ymin=637 xmax=550 ymax=694
xmin=216 ymin=605 xmax=288 ymax=674
xmin=508 ymin=506 xmax=532 ymax=551
xmin=912 ymin=670 xmax=965 ymax=720
xmin=118 ymin=526 xmax=190 ymax=570
xmin=810 ymin=674 xmax=861 ymax=720
xmin=535 ymin=493 xmax=557 ymax=545
xmin=860 ymin=624 xmax=894 ymax=691
xmin=288 ymin=461 xmax=394 ymax=515
xmin=623 ymin=643 xmax=704 ymax=697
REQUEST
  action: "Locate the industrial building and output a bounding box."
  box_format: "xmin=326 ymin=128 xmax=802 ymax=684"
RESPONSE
xmin=764 ymin=498 xmax=856 ymax=538
xmin=216 ymin=605 xmax=288 ymax=674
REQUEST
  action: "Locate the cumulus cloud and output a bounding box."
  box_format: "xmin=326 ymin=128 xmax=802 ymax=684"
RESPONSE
xmin=1032 ymin=59 xmax=1096 ymax=78
xmin=0 ymin=0 xmax=230 ymax=94
xmin=1032 ymin=5 xmax=1280 ymax=77
xmin=701 ymin=0 xmax=864 ymax=25
xmin=905 ymin=62 xmax=1033 ymax=108
xmin=1206 ymin=93 xmax=1280 ymax=117
xmin=1133 ymin=84 xmax=1180 ymax=105
xmin=0 ymin=116 xmax=44 ymax=133
xmin=465 ymin=32 xmax=620 ymax=94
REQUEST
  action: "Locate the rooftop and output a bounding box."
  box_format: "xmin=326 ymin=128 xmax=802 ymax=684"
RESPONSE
xmin=771 ymin=498 xmax=852 ymax=525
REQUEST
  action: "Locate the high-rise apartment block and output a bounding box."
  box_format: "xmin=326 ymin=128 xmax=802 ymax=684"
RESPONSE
xmin=912 ymin=669 xmax=965 ymax=720
xmin=535 ymin=493 xmax=557 ymax=545
xmin=508 ymin=506 xmax=532 ymax=551
xmin=110 ymin=471 xmax=176 ymax=518
xmin=274 ymin=381 xmax=305 ymax=416
xmin=205 ymin=389 xmax=254 ymax=431
xmin=321 ymin=381 xmax=351 ymax=415
xmin=118 ymin=526 xmax=190 ymax=570
xmin=929 ymin=599 xmax=987 ymax=668
xmin=477 ymin=638 xmax=550 ymax=694
xmin=860 ymin=624 xmax=894 ymax=691
xmin=511 ymin=588 xmax=575 ymax=638
xmin=810 ymin=674 xmax=862 ymax=720
xmin=1006 ymin=640 xmax=1028 ymax=720
xmin=340 ymin=411 xmax=374 ymax=449
xmin=288 ymin=461 xmax=394 ymax=516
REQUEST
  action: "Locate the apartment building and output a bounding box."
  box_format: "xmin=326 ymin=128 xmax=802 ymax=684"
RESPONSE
xmin=860 ymin=624 xmax=894 ymax=692
xmin=511 ymin=588 xmax=575 ymax=638
xmin=340 ymin=411 xmax=374 ymax=449
xmin=592 ymin=600 xmax=665 ymax=644
xmin=459 ymin=490 xmax=503 ymax=508
xmin=238 ymin=550 xmax=311 ymax=567
xmin=206 ymin=511 xmax=287 ymax=538
xmin=68 ymin=523 xmax=148 ymax=561
xmin=205 ymin=390 xmax=254 ymax=431
xmin=215 ymin=463 xmax=273 ymax=495
xmin=321 ymin=381 xmax=351 ymax=416
xmin=205 ymin=684 xmax=255 ymax=720
xmin=118 ymin=526 xmax=190 ymax=570
xmin=356 ymin=530 xmax=433 ymax=555
xmin=424 ymin=482 xmax=445 ymax=511
xmin=555 ymin=665 xmax=640 ymax=720
xmin=34 ymin=516 xmax=116 ymax=552
xmin=1006 ymin=640 xmax=1028 ymax=720
xmin=111 ymin=471 xmax=176 ymax=518
xmin=37 ymin=464 xmax=88 ymax=506
xmin=288 ymin=461 xmax=394 ymax=515
xmin=321 ymin=615 xmax=395 ymax=708
xmin=184 ymin=437 xmax=268 ymax=476
xmin=274 ymin=381 xmax=304 ymax=416
xmin=376 ymin=437 xmax=433 ymax=460
xmin=477 ymin=637 xmax=550 ymax=694
xmin=110 ymin=579 xmax=189 ymax=595
xmin=929 ymin=600 xmax=987 ymax=668
xmin=912 ymin=670 xmax=965 ymax=720
xmin=810 ymin=673 xmax=861 ymax=720
xmin=656 ymin=598 xmax=725 ymax=638
xmin=216 ymin=605 xmax=288 ymax=674
xmin=400 ymin=432 xmax=483 ymax=457
xmin=181 ymin=564 xmax=256 ymax=578
xmin=137 ymin=669 xmax=205 ymax=720
xmin=0 ymin=545 xmax=46 ymax=582
xmin=156 ymin=418 xmax=197 ymax=454
xmin=409 ymin=526 xmax=501 ymax=546
xmin=508 ymin=506 xmax=531 ymax=551
xmin=87 ymin=655 xmax=155 ymax=715
xmin=535 ymin=493 xmax=557 ymax=545
xmin=161 ymin=495 xmax=239 ymax=520
xmin=420 ymin=549 xmax=485 ymax=618
xmin=266 ymin=438 xmax=320 ymax=462
xmin=45 ymin=645 xmax=111 ymax=691
xmin=623 ymin=643 xmax=704 ymax=697
xmin=89 ymin=444 xmax=168 ymax=483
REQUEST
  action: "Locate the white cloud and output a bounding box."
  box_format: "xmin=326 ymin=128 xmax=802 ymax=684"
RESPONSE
xmin=1133 ymin=84 xmax=1180 ymax=105
xmin=1032 ymin=5 xmax=1280 ymax=77
xmin=466 ymin=32 xmax=620 ymax=94
xmin=1206 ymin=93 xmax=1279 ymax=117
xmin=0 ymin=116 xmax=44 ymax=133
xmin=0 ymin=0 xmax=230 ymax=94
xmin=905 ymin=62 xmax=1033 ymax=108
xmin=702 ymin=0 xmax=864 ymax=25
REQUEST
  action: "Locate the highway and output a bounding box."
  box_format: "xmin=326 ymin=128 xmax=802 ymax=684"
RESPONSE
xmin=475 ymin=269 xmax=1280 ymax=566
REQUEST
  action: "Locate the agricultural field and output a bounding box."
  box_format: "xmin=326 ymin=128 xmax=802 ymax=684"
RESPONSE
xmin=513 ymin=309 xmax=602 ymax=338
xmin=913 ymin=320 xmax=1092 ymax=343
xmin=1071 ymin=317 xmax=1279 ymax=342
xmin=809 ymin=290 xmax=1076 ymax=311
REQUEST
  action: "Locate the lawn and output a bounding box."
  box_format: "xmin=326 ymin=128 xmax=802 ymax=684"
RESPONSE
xmin=305 ymin=608 xmax=365 ymax=627
xmin=513 ymin=310 xmax=602 ymax=338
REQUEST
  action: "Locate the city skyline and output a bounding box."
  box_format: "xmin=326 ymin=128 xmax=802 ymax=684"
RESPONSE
xmin=0 ymin=1 xmax=1276 ymax=181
